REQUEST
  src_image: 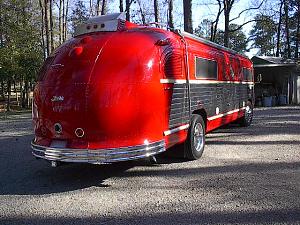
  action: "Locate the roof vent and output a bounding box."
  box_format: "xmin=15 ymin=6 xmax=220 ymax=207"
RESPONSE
xmin=74 ymin=13 xmax=126 ymax=37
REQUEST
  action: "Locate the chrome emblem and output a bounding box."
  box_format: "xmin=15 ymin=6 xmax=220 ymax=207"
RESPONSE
xmin=51 ymin=96 xmax=64 ymax=102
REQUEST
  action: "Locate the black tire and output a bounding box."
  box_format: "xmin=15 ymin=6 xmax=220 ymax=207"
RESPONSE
xmin=239 ymin=101 xmax=253 ymax=127
xmin=184 ymin=114 xmax=206 ymax=160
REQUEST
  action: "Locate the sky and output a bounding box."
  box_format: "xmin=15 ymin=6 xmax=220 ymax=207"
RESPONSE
xmin=81 ymin=0 xmax=262 ymax=57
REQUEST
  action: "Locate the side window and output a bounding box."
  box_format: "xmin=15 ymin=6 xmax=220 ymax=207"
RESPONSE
xmin=195 ymin=57 xmax=218 ymax=79
xmin=243 ymin=68 xmax=253 ymax=81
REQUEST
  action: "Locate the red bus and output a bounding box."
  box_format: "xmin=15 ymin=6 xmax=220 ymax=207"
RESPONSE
xmin=31 ymin=13 xmax=254 ymax=166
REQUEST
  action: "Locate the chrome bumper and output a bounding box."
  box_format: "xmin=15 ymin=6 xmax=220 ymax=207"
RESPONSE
xmin=31 ymin=140 xmax=165 ymax=164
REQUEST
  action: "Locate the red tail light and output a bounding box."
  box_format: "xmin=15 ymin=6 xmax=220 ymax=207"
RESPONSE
xmin=69 ymin=46 xmax=83 ymax=58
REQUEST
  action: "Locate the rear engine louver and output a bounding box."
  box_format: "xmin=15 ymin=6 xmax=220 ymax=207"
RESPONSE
xmin=164 ymin=53 xmax=183 ymax=78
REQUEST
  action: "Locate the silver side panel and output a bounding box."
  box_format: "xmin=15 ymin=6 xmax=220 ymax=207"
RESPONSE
xmin=168 ymin=82 xmax=253 ymax=129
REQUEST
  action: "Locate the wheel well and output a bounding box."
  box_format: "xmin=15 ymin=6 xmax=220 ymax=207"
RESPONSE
xmin=192 ymin=109 xmax=207 ymax=127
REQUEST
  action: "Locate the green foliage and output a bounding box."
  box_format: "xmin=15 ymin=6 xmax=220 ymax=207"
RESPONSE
xmin=0 ymin=0 xmax=43 ymax=82
xmin=249 ymin=14 xmax=277 ymax=56
xmin=70 ymin=1 xmax=89 ymax=34
xmin=195 ymin=20 xmax=248 ymax=53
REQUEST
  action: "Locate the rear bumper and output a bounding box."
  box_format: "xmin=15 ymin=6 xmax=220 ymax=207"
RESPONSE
xmin=31 ymin=140 xmax=165 ymax=164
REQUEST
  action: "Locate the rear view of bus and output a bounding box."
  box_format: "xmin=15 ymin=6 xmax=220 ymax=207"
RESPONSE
xmin=31 ymin=13 xmax=169 ymax=165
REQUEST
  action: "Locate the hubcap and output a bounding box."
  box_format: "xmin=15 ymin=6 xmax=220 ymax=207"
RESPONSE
xmin=245 ymin=105 xmax=253 ymax=123
xmin=193 ymin=123 xmax=204 ymax=151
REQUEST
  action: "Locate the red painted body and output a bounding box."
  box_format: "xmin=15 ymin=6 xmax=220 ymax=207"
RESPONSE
xmin=32 ymin=19 xmax=253 ymax=162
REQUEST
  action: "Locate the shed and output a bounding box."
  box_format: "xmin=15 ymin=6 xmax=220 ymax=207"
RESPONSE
xmin=251 ymin=56 xmax=300 ymax=106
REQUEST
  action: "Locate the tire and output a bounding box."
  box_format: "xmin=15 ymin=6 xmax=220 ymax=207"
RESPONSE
xmin=184 ymin=114 xmax=206 ymax=160
xmin=239 ymin=101 xmax=253 ymax=127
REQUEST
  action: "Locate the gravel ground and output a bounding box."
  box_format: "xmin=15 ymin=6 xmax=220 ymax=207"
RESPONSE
xmin=0 ymin=106 xmax=299 ymax=225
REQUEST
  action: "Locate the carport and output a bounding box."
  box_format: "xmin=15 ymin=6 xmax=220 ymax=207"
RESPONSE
xmin=251 ymin=56 xmax=300 ymax=106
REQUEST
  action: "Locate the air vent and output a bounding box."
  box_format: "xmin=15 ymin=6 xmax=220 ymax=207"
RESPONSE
xmin=164 ymin=53 xmax=183 ymax=78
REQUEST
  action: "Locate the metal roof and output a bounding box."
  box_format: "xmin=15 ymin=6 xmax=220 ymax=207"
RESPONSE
xmin=181 ymin=31 xmax=249 ymax=59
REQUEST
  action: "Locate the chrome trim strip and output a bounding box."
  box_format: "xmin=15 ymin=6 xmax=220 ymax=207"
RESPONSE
xmin=31 ymin=140 xmax=165 ymax=164
xmin=160 ymin=79 xmax=254 ymax=85
xmin=207 ymin=107 xmax=246 ymax=121
xmin=164 ymin=124 xmax=189 ymax=136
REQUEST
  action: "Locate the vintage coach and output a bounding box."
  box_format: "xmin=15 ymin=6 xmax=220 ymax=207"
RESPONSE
xmin=31 ymin=13 xmax=254 ymax=166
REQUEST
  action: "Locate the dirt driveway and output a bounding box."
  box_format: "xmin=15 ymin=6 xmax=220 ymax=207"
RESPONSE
xmin=0 ymin=106 xmax=299 ymax=225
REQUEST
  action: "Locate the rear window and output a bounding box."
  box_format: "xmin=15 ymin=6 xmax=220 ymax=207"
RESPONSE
xmin=242 ymin=68 xmax=253 ymax=81
xmin=195 ymin=57 xmax=217 ymax=79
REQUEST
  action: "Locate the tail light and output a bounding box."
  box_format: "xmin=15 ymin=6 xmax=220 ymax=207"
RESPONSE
xmin=69 ymin=46 xmax=83 ymax=58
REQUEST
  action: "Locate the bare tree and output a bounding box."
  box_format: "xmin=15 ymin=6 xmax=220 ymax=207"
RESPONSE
xmin=136 ymin=0 xmax=146 ymax=24
xmin=168 ymin=0 xmax=174 ymax=28
xmin=38 ymin=0 xmax=46 ymax=58
xmin=49 ymin=0 xmax=54 ymax=52
xmin=284 ymin=0 xmax=291 ymax=58
xmin=183 ymin=0 xmax=193 ymax=33
xmin=276 ymin=0 xmax=283 ymax=57
xmin=210 ymin=0 xmax=223 ymax=42
xmin=126 ymin=0 xmax=134 ymax=21
xmin=59 ymin=0 xmax=63 ymax=45
xmin=90 ymin=0 xmax=93 ymax=16
xmin=221 ymin=0 xmax=265 ymax=47
xmin=101 ymin=0 xmax=107 ymax=15
xmin=295 ymin=1 xmax=300 ymax=58
xmin=44 ymin=0 xmax=50 ymax=56
xmin=120 ymin=0 xmax=124 ymax=12
xmin=63 ymin=0 xmax=69 ymax=41
xmin=223 ymin=0 xmax=234 ymax=47
xmin=154 ymin=0 xmax=159 ymax=25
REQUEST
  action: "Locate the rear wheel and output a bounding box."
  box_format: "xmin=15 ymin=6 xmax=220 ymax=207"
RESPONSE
xmin=185 ymin=114 xmax=205 ymax=160
xmin=240 ymin=101 xmax=253 ymax=127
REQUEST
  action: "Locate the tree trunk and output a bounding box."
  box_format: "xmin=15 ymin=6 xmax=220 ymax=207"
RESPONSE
xmin=295 ymin=2 xmax=300 ymax=58
xmin=64 ymin=0 xmax=69 ymax=41
xmin=25 ymin=80 xmax=30 ymax=108
xmin=13 ymin=81 xmax=18 ymax=106
xmin=168 ymin=0 xmax=174 ymax=29
xmin=120 ymin=0 xmax=124 ymax=12
xmin=6 ymin=79 xmax=11 ymax=112
xmin=90 ymin=0 xmax=93 ymax=16
xmin=62 ymin=0 xmax=65 ymax=41
xmin=126 ymin=0 xmax=130 ymax=21
xmin=39 ymin=0 xmax=46 ymax=59
xmin=49 ymin=0 xmax=54 ymax=52
xmin=224 ymin=10 xmax=230 ymax=47
xmin=1 ymin=80 xmax=5 ymax=100
xmin=101 ymin=0 xmax=107 ymax=15
xmin=211 ymin=0 xmax=222 ymax=42
xmin=284 ymin=0 xmax=291 ymax=58
xmin=223 ymin=0 xmax=234 ymax=47
xmin=44 ymin=0 xmax=50 ymax=57
xmin=276 ymin=0 xmax=283 ymax=57
xmin=154 ymin=0 xmax=159 ymax=26
xmin=59 ymin=0 xmax=63 ymax=45
xmin=96 ymin=0 xmax=101 ymax=16
xmin=183 ymin=0 xmax=193 ymax=33
xmin=0 ymin=1 xmax=3 ymax=47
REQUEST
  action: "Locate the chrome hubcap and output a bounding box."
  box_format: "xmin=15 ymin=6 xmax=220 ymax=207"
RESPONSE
xmin=193 ymin=123 xmax=204 ymax=151
xmin=245 ymin=105 xmax=252 ymax=114
xmin=245 ymin=105 xmax=253 ymax=123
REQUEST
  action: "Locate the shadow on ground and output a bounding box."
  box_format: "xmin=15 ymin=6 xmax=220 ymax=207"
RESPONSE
xmin=2 ymin=208 xmax=300 ymax=225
